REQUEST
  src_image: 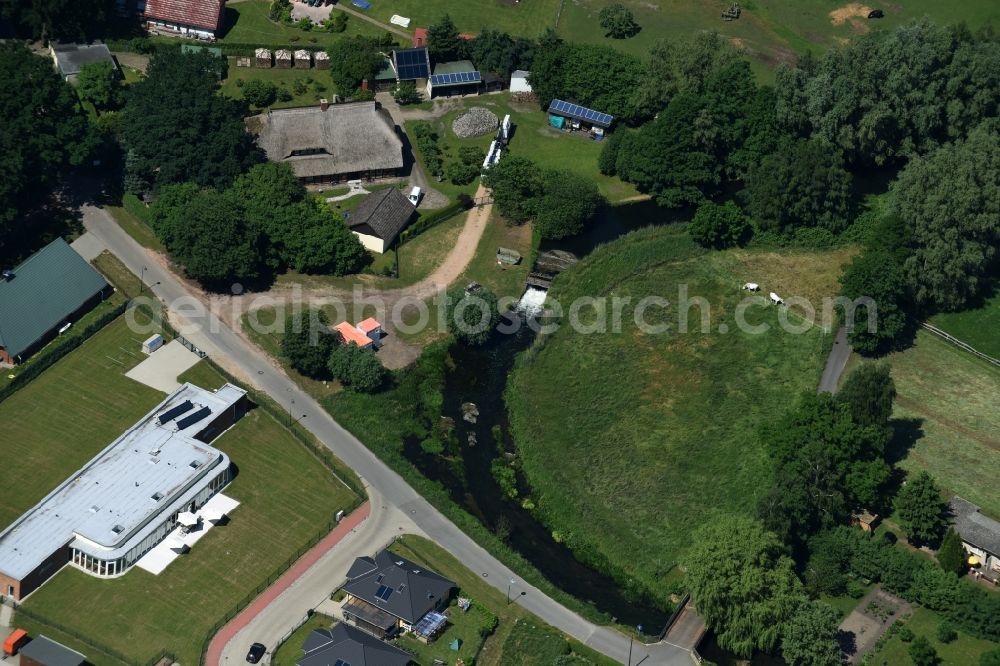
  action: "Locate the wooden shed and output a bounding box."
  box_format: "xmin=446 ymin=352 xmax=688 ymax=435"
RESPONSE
xmin=294 ymin=49 xmax=311 ymax=69
xmin=275 ymin=49 xmax=292 ymax=68
xmin=254 ymin=48 xmax=272 ymax=68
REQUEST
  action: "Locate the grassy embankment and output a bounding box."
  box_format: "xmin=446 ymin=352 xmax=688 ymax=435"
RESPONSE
xmin=506 ymin=226 xmax=853 ymax=603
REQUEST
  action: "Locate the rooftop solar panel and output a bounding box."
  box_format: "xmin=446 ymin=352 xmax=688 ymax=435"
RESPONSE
xmin=548 ymin=99 xmax=613 ymax=127
xmin=176 ymin=406 xmax=212 ymax=430
xmin=429 ymin=71 xmax=481 ymax=87
xmin=393 ymin=48 xmax=429 ymax=80
xmin=157 ymin=400 xmax=193 ymax=425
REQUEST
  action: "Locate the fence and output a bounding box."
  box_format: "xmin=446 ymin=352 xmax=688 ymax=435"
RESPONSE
xmin=2 ymin=596 xmax=176 ymax=666
xmin=656 ymin=592 xmax=690 ymax=642
xmin=920 ymin=322 xmax=1000 ymax=367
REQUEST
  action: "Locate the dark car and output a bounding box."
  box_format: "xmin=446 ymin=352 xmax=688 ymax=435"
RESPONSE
xmin=246 ymin=643 xmax=266 ymax=664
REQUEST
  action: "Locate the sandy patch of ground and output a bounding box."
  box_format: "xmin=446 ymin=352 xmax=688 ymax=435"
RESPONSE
xmin=829 ymin=3 xmax=873 ymax=33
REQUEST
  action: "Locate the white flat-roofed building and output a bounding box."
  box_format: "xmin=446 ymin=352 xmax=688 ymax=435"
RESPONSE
xmin=0 ymin=383 xmax=248 ymax=601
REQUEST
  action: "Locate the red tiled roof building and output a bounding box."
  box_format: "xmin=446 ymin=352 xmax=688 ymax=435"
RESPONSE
xmin=144 ymin=0 xmax=225 ymax=39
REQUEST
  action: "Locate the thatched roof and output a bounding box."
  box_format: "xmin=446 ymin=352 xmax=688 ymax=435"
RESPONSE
xmin=249 ymin=102 xmax=404 ymax=179
xmin=348 ymin=187 xmax=415 ymax=244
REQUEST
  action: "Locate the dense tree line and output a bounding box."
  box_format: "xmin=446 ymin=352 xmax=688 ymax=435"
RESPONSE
xmin=425 ymin=15 xmax=534 ymax=76
xmin=122 ymin=48 xmax=261 ymax=193
xmin=0 ymin=44 xmax=94 ymax=263
xmin=0 ymin=0 xmax=118 ymax=41
xmin=148 ymin=163 xmax=368 ymax=287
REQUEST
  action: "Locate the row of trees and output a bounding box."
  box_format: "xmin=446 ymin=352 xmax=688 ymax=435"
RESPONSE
xmin=148 ymin=163 xmax=368 ymax=285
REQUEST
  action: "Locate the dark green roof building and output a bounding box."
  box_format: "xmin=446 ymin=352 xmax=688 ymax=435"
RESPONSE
xmin=0 ymin=238 xmax=110 ymax=364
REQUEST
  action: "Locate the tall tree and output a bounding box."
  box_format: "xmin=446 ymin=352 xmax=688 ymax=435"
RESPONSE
xmin=282 ymin=310 xmax=339 ymax=379
xmin=909 ymin=635 xmax=939 ymax=666
xmin=937 ymin=528 xmax=967 ymax=576
xmin=837 ymin=363 xmax=896 ymax=428
xmin=326 ymin=37 xmax=387 ymax=92
xmin=0 ymin=44 xmax=92 ymax=260
xmin=683 ymin=515 xmax=804 ymax=657
xmin=598 ymin=3 xmax=639 ymax=39
xmin=688 ymin=201 xmax=750 ymax=249
xmin=780 ymin=600 xmax=843 ymax=666
xmin=895 ymin=471 xmax=948 ymax=547
xmin=327 ymin=343 xmax=386 ymax=392
xmin=121 ymin=49 xmax=260 ymax=192
xmin=426 ymin=14 xmax=463 ymax=63
xmin=76 ymin=61 xmax=123 ymax=111
xmin=0 ymin=0 xmax=115 ymax=41
xmin=839 ymin=250 xmax=911 ymax=353
xmin=483 ymin=156 xmax=544 ymax=224
xmin=155 ymin=188 xmax=263 ymax=286
xmin=534 ymin=170 xmax=603 ymax=240
xmin=746 ymin=138 xmax=854 ymax=233
xmin=891 ymin=122 xmax=1000 ymax=312
xmin=445 ymin=286 xmax=500 ymax=346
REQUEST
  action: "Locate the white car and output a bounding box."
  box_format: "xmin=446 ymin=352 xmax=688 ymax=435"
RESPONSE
xmin=408 ymin=186 xmax=422 ymax=206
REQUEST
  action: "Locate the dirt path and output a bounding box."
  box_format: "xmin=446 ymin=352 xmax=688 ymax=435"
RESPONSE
xmin=210 ymin=184 xmax=494 ymax=320
xmin=330 ymin=3 xmax=411 ymax=39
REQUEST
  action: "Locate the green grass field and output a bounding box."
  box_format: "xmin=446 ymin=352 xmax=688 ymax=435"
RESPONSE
xmin=271 ymin=614 xmax=337 ymax=666
xmin=868 ymin=607 xmax=999 ymax=666
xmin=17 ymin=360 xmax=360 ymax=664
xmin=219 ymin=0 xmax=384 ymax=45
xmin=220 ymin=61 xmax=337 ymax=109
xmin=0 ymin=315 xmax=164 ymax=530
xmin=931 ymin=291 xmax=1000 ymax=359
xmin=506 ymin=226 xmax=851 ymax=601
xmin=888 ymin=330 xmax=1000 ymax=519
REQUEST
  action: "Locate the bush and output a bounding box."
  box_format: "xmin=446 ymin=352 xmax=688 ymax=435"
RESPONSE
xmin=847 ymin=580 xmax=867 ymax=599
xmin=908 ymin=635 xmax=938 ymax=666
xmin=936 ymin=621 xmax=957 ymax=644
xmin=688 ymin=201 xmax=751 ymax=249
xmin=241 ymin=79 xmax=278 ymax=107
xmin=598 ymin=2 xmax=639 ymax=38
xmin=898 ymin=626 xmax=915 ymax=642
xmin=282 ymin=310 xmax=338 ymax=379
xmin=327 ymin=344 xmax=387 ymax=393
xmin=446 ymin=160 xmax=480 ymax=185
xmin=981 ymin=648 xmax=1000 ymax=666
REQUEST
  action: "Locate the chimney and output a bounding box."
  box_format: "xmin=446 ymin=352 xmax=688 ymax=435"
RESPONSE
xmin=319 ymin=98 xmax=329 ymax=111
xmin=361 ymin=79 xmax=369 ymax=92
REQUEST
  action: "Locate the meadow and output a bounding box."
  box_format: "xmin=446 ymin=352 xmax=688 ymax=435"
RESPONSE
xmin=888 ymin=330 xmax=1000 ymax=519
xmin=931 ymin=291 xmax=1000 ymax=359
xmin=506 ymin=226 xmax=849 ymax=600
xmin=220 ymin=61 xmax=337 ymax=109
xmin=867 ymin=606 xmax=999 ymax=666
xmin=218 ymin=0 xmax=384 ymax=45
xmin=17 ymin=361 xmax=360 ymax=665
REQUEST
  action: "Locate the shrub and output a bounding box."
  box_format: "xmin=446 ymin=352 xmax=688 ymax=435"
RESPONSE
xmin=282 ymin=310 xmax=338 ymax=379
xmin=598 ymin=3 xmax=639 ymax=38
xmin=898 ymin=626 xmax=915 ymax=642
xmin=241 ymin=79 xmax=278 ymax=107
xmin=908 ymin=636 xmax=938 ymax=666
xmin=688 ymin=201 xmax=751 ymax=249
xmin=936 ymin=621 xmax=957 ymax=644
xmin=446 ymin=160 xmax=480 ymax=185
xmin=846 ymin=580 xmax=867 ymax=599
xmin=981 ymin=648 xmax=1000 ymax=666
xmin=327 ymin=343 xmax=387 ymax=393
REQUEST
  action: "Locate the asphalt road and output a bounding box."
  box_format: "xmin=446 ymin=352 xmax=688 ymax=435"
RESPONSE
xmin=82 ymin=205 xmax=694 ymax=665
xmin=818 ymin=326 xmax=851 ymax=393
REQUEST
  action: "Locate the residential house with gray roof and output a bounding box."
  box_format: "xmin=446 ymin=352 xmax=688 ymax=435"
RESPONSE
xmin=346 ymin=187 xmax=416 ymax=254
xmin=950 ymin=496 xmax=1000 ymax=581
xmin=297 ymin=623 xmax=411 ymax=666
xmin=0 ymin=238 xmax=111 ymax=365
xmin=341 ymin=549 xmax=455 ymax=638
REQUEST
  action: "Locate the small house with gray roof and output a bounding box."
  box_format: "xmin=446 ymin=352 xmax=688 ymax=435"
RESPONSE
xmin=297 ymin=623 xmax=411 ymax=666
xmin=49 ymin=43 xmax=119 ymax=81
xmin=341 ymin=549 xmax=455 ymax=639
xmin=248 ymin=101 xmax=404 ymax=185
xmin=17 ymin=635 xmax=87 ymax=666
xmin=346 ymin=188 xmax=416 ymax=254
xmin=0 ymin=238 xmax=111 ymax=365
xmin=950 ymin=496 xmax=1000 ymax=581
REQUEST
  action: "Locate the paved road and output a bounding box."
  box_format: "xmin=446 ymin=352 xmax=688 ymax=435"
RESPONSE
xmin=818 ymin=326 xmax=851 ymax=393
xmin=82 ymin=204 xmax=693 ymax=666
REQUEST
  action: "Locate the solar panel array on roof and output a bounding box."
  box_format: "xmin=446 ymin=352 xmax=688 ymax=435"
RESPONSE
xmin=429 ymin=71 xmax=481 ymax=87
xmin=393 ymin=48 xmax=429 ymax=80
xmin=157 ymin=400 xmax=193 ymax=425
xmin=548 ymin=98 xmax=614 ymax=127
xmin=176 ymin=406 xmax=212 ymax=430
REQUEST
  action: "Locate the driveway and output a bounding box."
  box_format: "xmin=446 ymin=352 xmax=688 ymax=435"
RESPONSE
xmin=124 ymin=339 xmax=203 ymax=393
xmin=818 ymin=326 xmax=851 ymax=393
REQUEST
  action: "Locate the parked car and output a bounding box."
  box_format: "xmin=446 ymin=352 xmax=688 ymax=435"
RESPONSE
xmin=408 ymin=186 xmax=422 ymax=206
xmin=246 ymin=643 xmax=266 ymax=663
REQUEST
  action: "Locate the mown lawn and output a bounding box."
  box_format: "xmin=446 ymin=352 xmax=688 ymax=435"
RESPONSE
xmin=888 ymin=330 xmax=1000 ymax=519
xmin=106 ymin=205 xmax=164 ymax=253
xmin=271 ymin=613 xmax=337 ymax=666
xmin=867 ymin=606 xmax=999 ymax=665
xmin=218 ymin=0 xmax=384 ymax=45
xmin=506 ymin=226 xmax=848 ymax=601
xmin=0 ymin=315 xmax=164 ymax=531
xmin=931 ymin=290 xmax=1000 ymax=359
xmin=18 ymin=362 xmax=360 ymax=665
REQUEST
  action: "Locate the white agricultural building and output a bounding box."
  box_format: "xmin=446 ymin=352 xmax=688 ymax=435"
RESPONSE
xmin=510 ymin=70 xmax=532 ymax=94
xmin=0 ymin=383 xmax=248 ymax=601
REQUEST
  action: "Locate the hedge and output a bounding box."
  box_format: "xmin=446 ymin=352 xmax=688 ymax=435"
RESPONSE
xmin=399 ymin=195 xmax=473 ymax=245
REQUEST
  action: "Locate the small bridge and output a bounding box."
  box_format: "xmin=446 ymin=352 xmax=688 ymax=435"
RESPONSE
xmin=526 ymin=272 xmax=554 ymax=290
